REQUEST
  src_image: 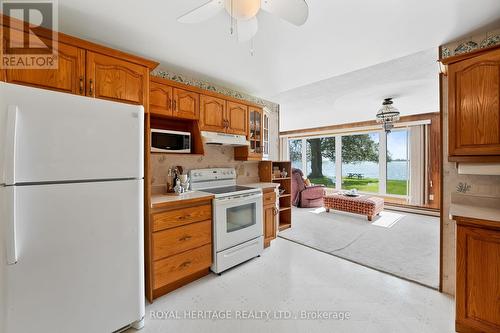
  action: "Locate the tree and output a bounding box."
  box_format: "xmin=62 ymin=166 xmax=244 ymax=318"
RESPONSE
xmin=307 ymin=138 xmax=323 ymax=178
xmin=293 ymin=134 xmax=380 ymax=179
xmin=289 ymin=139 xmax=302 ymax=163
xmin=341 ymin=135 xmax=379 ymax=164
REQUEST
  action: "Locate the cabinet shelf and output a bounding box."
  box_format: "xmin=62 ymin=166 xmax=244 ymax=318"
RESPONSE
xmin=272 ymin=177 xmax=291 ymax=181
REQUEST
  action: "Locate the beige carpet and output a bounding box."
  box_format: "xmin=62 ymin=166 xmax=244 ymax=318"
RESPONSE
xmin=279 ymin=207 xmax=440 ymax=288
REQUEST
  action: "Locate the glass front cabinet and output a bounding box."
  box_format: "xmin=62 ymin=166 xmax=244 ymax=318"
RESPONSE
xmin=235 ymin=106 xmax=263 ymax=160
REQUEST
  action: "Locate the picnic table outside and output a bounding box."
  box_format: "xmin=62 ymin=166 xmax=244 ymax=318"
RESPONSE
xmin=347 ymin=173 xmax=364 ymax=179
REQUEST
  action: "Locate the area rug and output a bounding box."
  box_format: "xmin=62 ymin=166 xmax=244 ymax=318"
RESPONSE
xmin=371 ymin=211 xmax=404 ymax=228
xmin=279 ymin=208 xmax=439 ymax=288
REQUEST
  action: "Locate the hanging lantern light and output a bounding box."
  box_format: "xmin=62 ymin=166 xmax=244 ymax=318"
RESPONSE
xmin=376 ymin=98 xmax=400 ymax=133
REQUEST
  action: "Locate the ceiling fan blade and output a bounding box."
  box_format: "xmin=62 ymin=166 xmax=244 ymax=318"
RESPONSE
xmin=237 ymin=16 xmax=258 ymax=42
xmin=261 ymin=0 xmax=309 ymax=26
xmin=178 ymin=0 xmax=224 ymax=24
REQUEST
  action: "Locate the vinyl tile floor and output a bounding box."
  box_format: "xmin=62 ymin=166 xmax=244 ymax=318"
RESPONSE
xmin=128 ymin=238 xmax=454 ymax=333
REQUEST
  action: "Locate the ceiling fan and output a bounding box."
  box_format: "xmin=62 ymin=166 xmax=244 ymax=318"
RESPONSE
xmin=177 ymin=0 xmax=309 ymax=42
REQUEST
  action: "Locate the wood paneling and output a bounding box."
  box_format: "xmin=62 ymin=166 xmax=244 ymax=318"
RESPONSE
xmin=199 ymin=94 xmax=226 ymax=132
xmin=226 ymin=101 xmax=248 ymax=135
xmin=152 ymin=204 xmax=212 ymax=232
xmin=153 ymin=220 xmax=211 ymax=260
xmin=153 ymin=244 xmax=212 ymax=289
xmin=448 ymin=47 xmax=500 ymax=160
xmin=150 ymin=81 xmax=173 ymax=117
xmin=173 ymin=88 xmax=199 ymax=120
xmin=456 ymin=216 xmax=500 ymax=333
xmin=86 ymin=51 xmax=148 ymax=105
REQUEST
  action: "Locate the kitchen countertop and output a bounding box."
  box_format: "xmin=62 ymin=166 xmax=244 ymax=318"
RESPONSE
xmin=450 ymin=204 xmax=500 ymax=223
xmin=450 ymin=193 xmax=500 ymax=223
xmin=151 ymin=191 xmax=214 ymax=209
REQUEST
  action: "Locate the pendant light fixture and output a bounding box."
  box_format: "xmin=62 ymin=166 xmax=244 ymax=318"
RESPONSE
xmin=376 ymin=98 xmax=400 ymax=133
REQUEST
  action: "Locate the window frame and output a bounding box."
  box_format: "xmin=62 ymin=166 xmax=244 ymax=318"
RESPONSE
xmin=287 ymin=129 xmax=410 ymax=199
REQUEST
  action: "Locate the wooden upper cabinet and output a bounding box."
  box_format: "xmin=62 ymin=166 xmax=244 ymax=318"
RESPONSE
xmin=226 ymin=101 xmax=248 ymax=136
xmin=150 ymin=81 xmax=173 ymax=117
xmin=173 ymin=88 xmax=199 ymax=120
xmin=4 ymin=29 xmax=85 ymax=94
xmin=86 ymin=51 xmax=148 ymax=106
xmin=199 ymin=94 xmax=226 ymax=132
xmin=448 ymin=48 xmax=500 ymax=160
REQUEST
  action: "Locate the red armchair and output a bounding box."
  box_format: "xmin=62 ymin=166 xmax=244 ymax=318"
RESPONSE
xmin=291 ymin=168 xmax=325 ymax=208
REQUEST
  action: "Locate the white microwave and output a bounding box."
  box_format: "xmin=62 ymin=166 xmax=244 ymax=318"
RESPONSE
xmin=151 ymin=129 xmax=191 ymax=153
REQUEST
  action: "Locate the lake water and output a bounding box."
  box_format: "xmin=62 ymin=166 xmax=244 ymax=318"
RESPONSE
xmin=292 ymin=160 xmax=409 ymax=180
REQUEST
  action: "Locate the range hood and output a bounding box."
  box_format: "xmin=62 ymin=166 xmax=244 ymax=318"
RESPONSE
xmin=201 ymin=131 xmax=249 ymax=147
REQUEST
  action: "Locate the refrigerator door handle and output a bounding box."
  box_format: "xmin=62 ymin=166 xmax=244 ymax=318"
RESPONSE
xmin=4 ymin=105 xmax=18 ymax=185
xmin=5 ymin=186 xmax=18 ymax=264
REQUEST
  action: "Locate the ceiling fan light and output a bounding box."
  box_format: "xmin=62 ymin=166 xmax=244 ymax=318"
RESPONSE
xmin=225 ymin=0 xmax=261 ymax=20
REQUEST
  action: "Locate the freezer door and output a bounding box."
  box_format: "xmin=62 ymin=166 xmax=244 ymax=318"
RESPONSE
xmin=0 ymin=82 xmax=144 ymax=184
xmin=4 ymin=180 xmax=144 ymax=333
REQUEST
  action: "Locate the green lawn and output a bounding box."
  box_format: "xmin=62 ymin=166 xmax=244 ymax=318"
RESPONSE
xmin=309 ymin=176 xmax=408 ymax=196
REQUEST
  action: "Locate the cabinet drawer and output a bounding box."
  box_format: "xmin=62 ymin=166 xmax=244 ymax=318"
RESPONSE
xmin=263 ymin=191 xmax=276 ymax=206
xmin=153 ymin=244 xmax=211 ymax=289
xmin=153 ymin=204 xmax=212 ymax=232
xmin=153 ymin=220 xmax=211 ymax=260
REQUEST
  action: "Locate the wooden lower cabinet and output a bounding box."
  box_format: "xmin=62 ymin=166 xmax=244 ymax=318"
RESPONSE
xmin=149 ymin=200 xmax=213 ymax=301
xmin=263 ymin=189 xmax=278 ymax=248
xmin=455 ymin=216 xmax=500 ymax=333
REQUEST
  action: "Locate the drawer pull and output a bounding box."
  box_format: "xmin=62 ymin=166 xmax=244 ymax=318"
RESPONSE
xmin=180 ymin=261 xmax=192 ymax=269
xmin=179 ymin=235 xmax=192 ymax=242
xmin=179 ymin=214 xmax=192 ymax=220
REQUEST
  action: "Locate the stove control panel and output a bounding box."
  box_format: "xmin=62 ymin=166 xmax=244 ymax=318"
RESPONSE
xmin=189 ymin=168 xmax=236 ymax=183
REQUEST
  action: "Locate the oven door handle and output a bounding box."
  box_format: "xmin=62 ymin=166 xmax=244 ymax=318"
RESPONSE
xmin=216 ymin=193 xmax=262 ymax=204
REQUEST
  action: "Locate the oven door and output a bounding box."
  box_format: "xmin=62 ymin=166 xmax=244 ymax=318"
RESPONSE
xmin=214 ymin=192 xmax=263 ymax=252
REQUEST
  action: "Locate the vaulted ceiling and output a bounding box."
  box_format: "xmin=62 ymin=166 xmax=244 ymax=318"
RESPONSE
xmin=56 ymin=0 xmax=500 ymax=128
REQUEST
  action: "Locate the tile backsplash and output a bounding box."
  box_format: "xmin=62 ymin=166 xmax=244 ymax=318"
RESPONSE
xmin=151 ymin=145 xmax=260 ymax=193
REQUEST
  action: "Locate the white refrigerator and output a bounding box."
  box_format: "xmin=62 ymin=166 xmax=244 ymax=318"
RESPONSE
xmin=0 ymin=82 xmax=145 ymax=333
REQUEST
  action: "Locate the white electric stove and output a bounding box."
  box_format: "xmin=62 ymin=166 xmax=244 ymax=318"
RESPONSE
xmin=190 ymin=168 xmax=263 ymax=274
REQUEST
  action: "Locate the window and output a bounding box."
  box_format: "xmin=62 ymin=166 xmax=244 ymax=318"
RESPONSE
xmin=287 ymin=127 xmax=417 ymax=198
xmin=386 ymin=130 xmax=409 ymax=196
xmin=341 ymin=133 xmax=380 ymax=193
xmin=289 ymin=139 xmax=303 ymax=170
xmin=263 ymin=111 xmax=270 ymax=158
xmin=306 ymin=137 xmax=336 ymax=187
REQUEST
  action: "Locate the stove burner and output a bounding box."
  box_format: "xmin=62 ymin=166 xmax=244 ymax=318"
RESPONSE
xmin=201 ymin=185 xmax=255 ymax=195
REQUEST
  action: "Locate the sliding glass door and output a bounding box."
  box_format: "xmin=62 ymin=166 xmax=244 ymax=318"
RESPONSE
xmin=386 ymin=130 xmax=409 ymax=196
xmin=288 ymin=129 xmax=411 ymax=198
xmin=341 ymin=133 xmax=380 ymax=193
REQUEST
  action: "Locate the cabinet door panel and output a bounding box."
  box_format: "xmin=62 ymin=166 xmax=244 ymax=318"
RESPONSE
xmin=173 ymin=88 xmax=199 ymax=120
xmin=449 ymin=49 xmax=500 ymax=156
xmin=456 ymin=225 xmax=500 ymax=332
xmin=263 ymin=205 xmax=276 ymax=248
xmin=199 ymin=94 xmax=226 ymax=132
xmin=226 ymin=101 xmax=248 ymax=135
xmin=86 ymin=51 xmax=148 ymax=106
xmin=4 ymin=29 xmax=85 ymax=94
xmin=150 ymin=81 xmax=173 ymax=117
